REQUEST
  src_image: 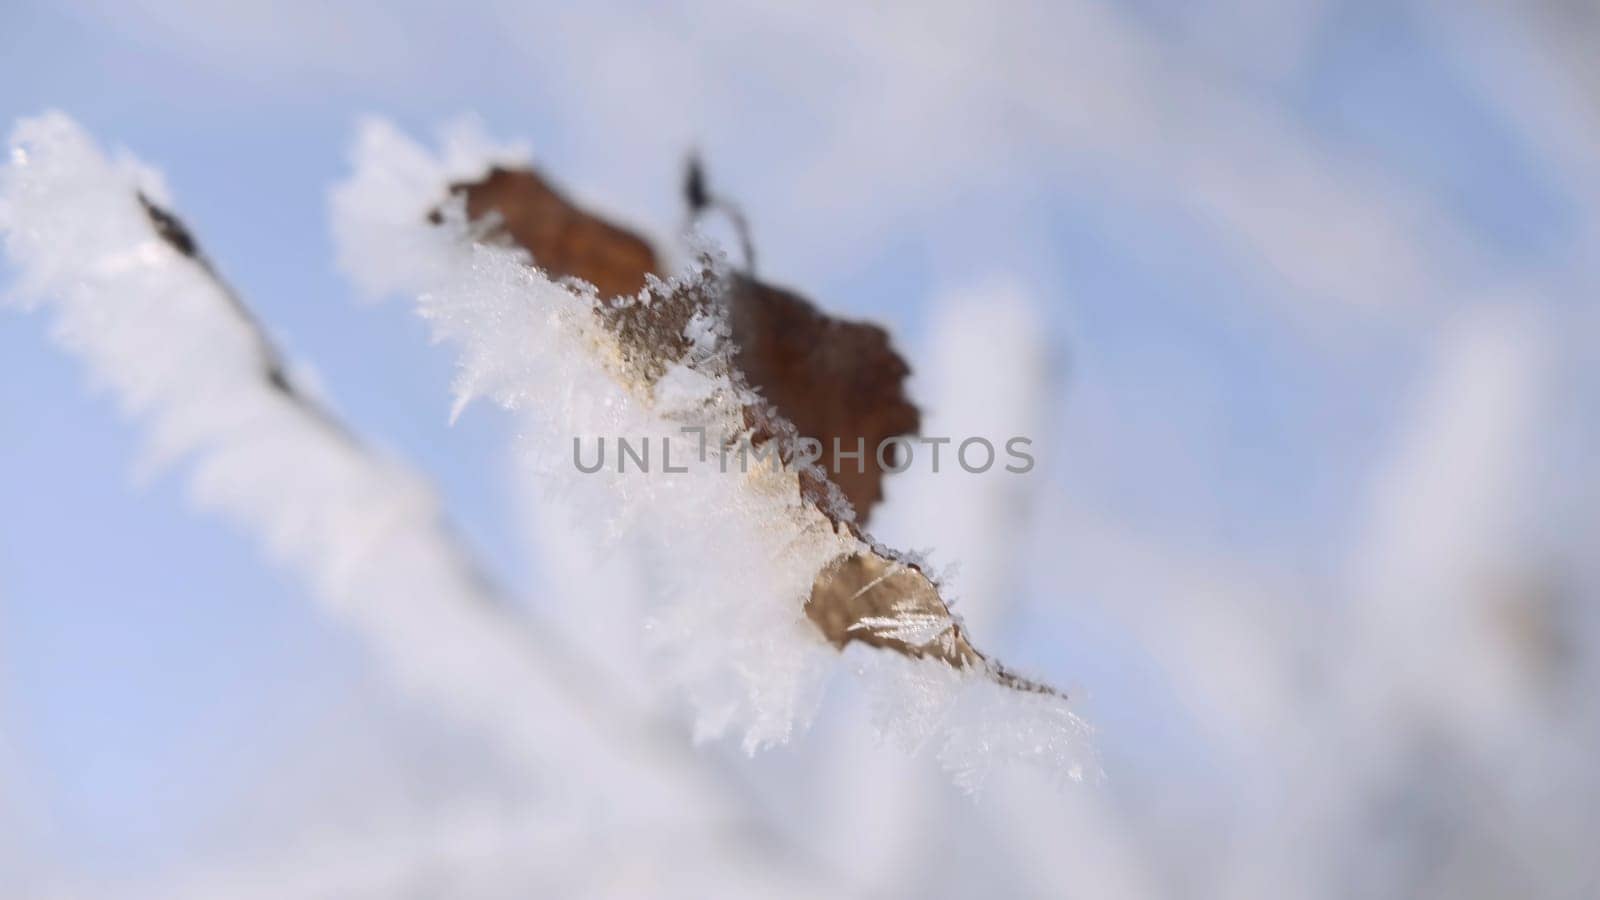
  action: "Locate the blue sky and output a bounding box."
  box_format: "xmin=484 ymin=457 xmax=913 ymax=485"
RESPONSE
xmin=2 ymin=0 xmax=1593 ymax=888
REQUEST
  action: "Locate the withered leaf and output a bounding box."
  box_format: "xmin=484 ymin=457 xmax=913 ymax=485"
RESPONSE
xmin=438 ymin=168 xmax=1058 ymax=698
xmin=445 ymin=167 xmax=658 ymax=301
xmin=806 ymin=551 xmax=1055 ymax=695
xmin=443 ymin=166 xmax=918 ymax=524
xmin=805 ymin=551 xmax=978 ymax=664
xmin=726 ymin=276 xmax=919 ymax=522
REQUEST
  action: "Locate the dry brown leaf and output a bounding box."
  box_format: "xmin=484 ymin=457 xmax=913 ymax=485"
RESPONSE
xmin=443 ymin=167 xmax=658 ymax=300
xmin=726 ymin=276 xmax=920 ymax=521
xmin=442 ymin=166 xmax=918 ymax=523
xmin=804 ymin=551 xmax=1055 ymax=694
xmin=438 ymin=168 xmax=1058 ymax=698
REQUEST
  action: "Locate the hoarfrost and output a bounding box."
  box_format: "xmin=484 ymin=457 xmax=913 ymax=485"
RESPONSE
xmin=330 ymin=119 xmax=1095 ymax=784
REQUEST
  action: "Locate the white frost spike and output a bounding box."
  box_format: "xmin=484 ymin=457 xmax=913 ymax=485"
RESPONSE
xmin=330 ymin=118 xmax=1095 ymax=787
xmin=849 ymin=598 xmax=957 ymax=649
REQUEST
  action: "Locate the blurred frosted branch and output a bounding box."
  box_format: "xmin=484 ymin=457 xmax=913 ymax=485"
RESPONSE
xmin=0 ymin=112 xmax=836 ymax=894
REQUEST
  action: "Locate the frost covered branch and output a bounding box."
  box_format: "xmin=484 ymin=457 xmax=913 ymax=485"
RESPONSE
xmin=0 ymin=113 xmax=610 ymax=783
xmin=0 ymin=109 xmax=1091 ymax=820
xmin=0 ymin=114 xmax=849 ymax=890
xmin=131 ymin=190 xmax=363 ymax=447
xmin=332 ymin=120 xmax=1094 ymax=787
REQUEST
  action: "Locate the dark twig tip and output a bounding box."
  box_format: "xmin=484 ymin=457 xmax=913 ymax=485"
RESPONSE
xmin=684 ymin=153 xmax=710 ymax=213
xmin=680 ymin=153 xmax=757 ymax=275
xmin=137 ymin=192 xmax=198 ymax=259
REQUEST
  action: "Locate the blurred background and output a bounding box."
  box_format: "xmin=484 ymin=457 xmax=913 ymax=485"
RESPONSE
xmin=2 ymin=0 xmax=1598 ymax=897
